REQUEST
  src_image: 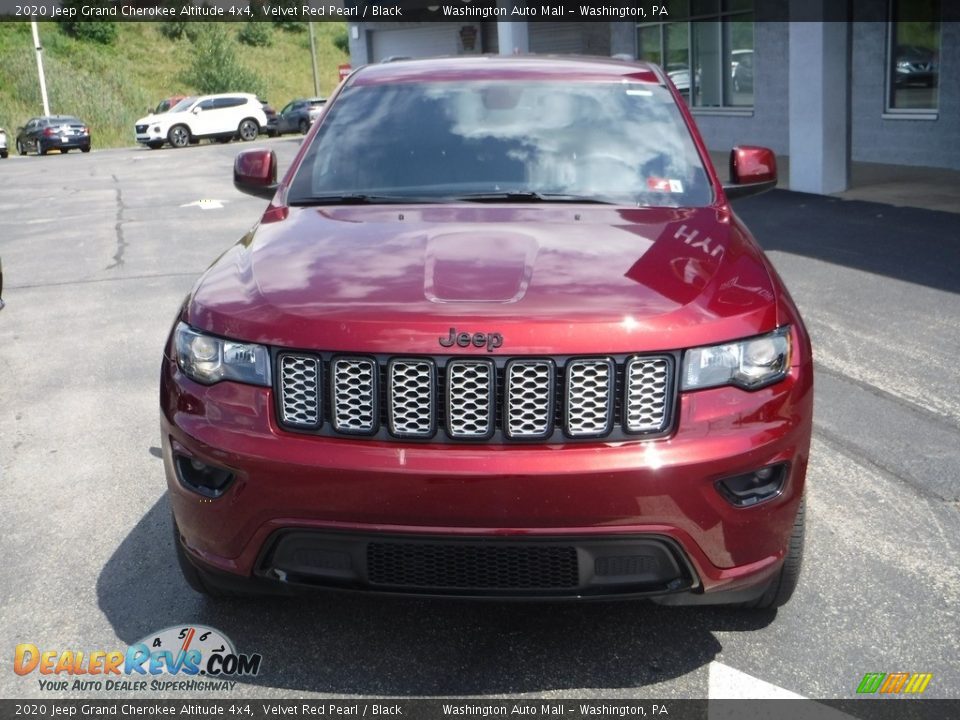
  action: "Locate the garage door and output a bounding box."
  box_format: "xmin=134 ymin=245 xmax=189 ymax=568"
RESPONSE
xmin=529 ymin=22 xmax=585 ymax=54
xmin=370 ymin=25 xmax=460 ymax=62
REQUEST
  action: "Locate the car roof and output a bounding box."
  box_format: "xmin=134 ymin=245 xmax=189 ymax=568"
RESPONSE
xmin=195 ymin=93 xmax=256 ymax=101
xmin=350 ymin=55 xmax=666 ymax=87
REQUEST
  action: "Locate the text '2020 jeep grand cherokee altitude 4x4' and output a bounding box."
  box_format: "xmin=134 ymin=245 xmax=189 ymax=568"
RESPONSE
xmin=161 ymin=56 xmax=813 ymax=609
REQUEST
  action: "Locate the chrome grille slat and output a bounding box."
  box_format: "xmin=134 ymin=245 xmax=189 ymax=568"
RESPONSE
xmin=506 ymin=360 xmax=554 ymax=438
xmin=624 ymin=357 xmax=671 ymax=433
xmin=565 ymin=359 xmax=614 ymax=437
xmin=388 ymin=359 xmax=436 ymax=437
xmin=446 ymin=360 xmax=494 ymax=438
xmin=279 ymin=354 xmax=321 ymax=427
xmin=332 ymin=358 xmax=377 ymax=434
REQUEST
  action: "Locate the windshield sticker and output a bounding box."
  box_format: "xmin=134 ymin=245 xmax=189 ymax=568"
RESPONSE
xmin=647 ymin=178 xmax=684 ymax=193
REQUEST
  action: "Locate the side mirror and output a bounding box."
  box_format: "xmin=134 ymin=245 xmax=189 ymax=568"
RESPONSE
xmin=233 ymin=149 xmax=278 ymax=199
xmin=723 ymin=146 xmax=777 ymax=201
xmin=191 ymin=106 xmax=202 ymax=115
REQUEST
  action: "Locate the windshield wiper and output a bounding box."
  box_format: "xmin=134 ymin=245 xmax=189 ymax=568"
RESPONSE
xmin=289 ymin=194 xmax=453 ymax=206
xmin=454 ymin=191 xmax=615 ymax=204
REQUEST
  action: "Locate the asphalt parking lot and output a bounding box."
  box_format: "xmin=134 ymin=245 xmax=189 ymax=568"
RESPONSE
xmin=0 ymin=140 xmax=958 ymax=701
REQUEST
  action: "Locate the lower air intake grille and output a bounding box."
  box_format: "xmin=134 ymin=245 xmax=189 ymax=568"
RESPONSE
xmin=367 ymin=542 xmax=579 ymax=590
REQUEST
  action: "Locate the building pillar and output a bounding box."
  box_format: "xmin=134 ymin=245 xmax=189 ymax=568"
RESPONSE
xmin=497 ymin=3 xmax=529 ymax=55
xmin=609 ymin=22 xmax=637 ymax=59
xmin=788 ymin=14 xmax=850 ymax=193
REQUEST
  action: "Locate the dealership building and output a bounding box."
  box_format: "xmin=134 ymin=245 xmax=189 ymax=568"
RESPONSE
xmin=347 ymin=1 xmax=956 ymax=195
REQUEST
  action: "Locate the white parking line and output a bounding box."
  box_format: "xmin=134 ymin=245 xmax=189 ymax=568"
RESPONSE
xmin=708 ymin=661 xmax=806 ymax=699
xmin=180 ymin=199 xmax=226 ymax=210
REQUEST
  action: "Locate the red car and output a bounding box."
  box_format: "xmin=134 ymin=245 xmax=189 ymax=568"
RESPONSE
xmin=161 ymin=56 xmax=812 ymax=608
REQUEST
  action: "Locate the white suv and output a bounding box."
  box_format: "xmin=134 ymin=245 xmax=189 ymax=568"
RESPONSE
xmin=134 ymin=93 xmax=268 ymax=149
xmin=0 ymin=126 xmax=8 ymax=159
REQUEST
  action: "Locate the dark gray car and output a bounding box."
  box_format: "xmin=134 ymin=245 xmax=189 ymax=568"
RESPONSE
xmin=16 ymin=115 xmax=91 ymax=156
xmin=269 ymin=98 xmax=326 ymax=136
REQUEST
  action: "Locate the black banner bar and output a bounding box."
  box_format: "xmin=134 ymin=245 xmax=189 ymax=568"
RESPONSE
xmin=2 ymin=700 xmax=960 ymax=720
xmin=0 ymin=1 xmax=956 ymax=23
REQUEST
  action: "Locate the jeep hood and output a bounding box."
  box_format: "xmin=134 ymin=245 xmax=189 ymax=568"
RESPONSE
xmin=187 ymin=205 xmax=780 ymax=354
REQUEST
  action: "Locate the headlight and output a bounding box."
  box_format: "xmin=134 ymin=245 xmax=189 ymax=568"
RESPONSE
xmin=174 ymin=322 xmax=271 ymax=386
xmin=682 ymin=327 xmax=791 ymax=391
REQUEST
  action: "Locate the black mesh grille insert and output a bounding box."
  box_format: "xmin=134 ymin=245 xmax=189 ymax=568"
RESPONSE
xmin=367 ymin=542 xmax=579 ymax=590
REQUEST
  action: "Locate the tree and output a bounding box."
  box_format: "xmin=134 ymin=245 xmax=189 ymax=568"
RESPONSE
xmin=184 ymin=24 xmax=265 ymax=96
xmin=58 ymin=0 xmax=117 ymax=45
xmin=238 ymin=21 xmax=272 ymax=47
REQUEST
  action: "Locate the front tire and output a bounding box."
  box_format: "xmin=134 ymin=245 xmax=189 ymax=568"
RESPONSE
xmin=168 ymin=124 xmax=190 ymax=149
xmin=238 ymin=118 xmax=259 ymax=142
xmin=298 ymin=119 xmax=309 ymax=135
xmin=0 ymin=150 xmax=7 ymax=159
xmin=80 ymin=146 xmax=91 ymax=153
xmin=17 ymin=140 xmax=26 ymax=156
xmin=146 ymin=141 xmax=163 ymax=150
xmin=36 ymin=141 xmax=47 ymax=157
xmin=744 ymin=498 xmax=805 ymax=609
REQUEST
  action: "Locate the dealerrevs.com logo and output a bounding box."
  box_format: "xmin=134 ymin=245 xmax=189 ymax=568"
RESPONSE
xmin=14 ymin=625 xmax=261 ymax=692
xmin=856 ymin=672 xmax=933 ymax=695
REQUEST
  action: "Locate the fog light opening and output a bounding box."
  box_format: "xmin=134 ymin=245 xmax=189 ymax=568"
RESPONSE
xmin=716 ymin=463 xmax=788 ymax=507
xmin=174 ymin=453 xmax=234 ymax=497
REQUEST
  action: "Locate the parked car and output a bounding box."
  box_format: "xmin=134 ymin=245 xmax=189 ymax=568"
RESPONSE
xmin=153 ymin=95 xmax=187 ymax=114
xmin=0 ymin=126 xmax=7 ymax=159
xmin=16 ymin=116 xmax=91 ymax=155
xmin=269 ymin=98 xmax=327 ymax=136
xmin=165 ymin=56 xmax=811 ymax=609
xmin=894 ymin=45 xmax=938 ymax=87
xmin=134 ymin=93 xmax=268 ymax=149
xmin=260 ymin=99 xmax=279 ymax=137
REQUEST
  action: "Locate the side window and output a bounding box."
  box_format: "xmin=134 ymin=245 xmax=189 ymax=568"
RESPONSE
xmin=886 ymin=0 xmax=940 ymax=113
xmin=197 ymin=99 xmax=216 ymax=111
xmin=638 ymin=1 xmax=755 ymax=108
xmin=215 ymin=97 xmax=246 ymax=109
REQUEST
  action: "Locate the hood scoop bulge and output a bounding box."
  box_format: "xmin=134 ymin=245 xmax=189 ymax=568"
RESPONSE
xmin=424 ymin=231 xmax=539 ymax=304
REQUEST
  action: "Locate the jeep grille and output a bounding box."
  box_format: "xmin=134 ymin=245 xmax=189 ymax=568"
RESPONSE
xmin=275 ymin=353 xmax=676 ymax=443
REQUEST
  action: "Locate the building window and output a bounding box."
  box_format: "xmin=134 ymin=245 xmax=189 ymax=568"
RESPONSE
xmin=887 ymin=0 xmax=940 ymax=112
xmin=637 ymin=0 xmax=754 ymax=109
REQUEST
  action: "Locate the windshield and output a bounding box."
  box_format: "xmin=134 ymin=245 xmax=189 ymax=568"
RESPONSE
xmin=170 ymin=97 xmax=197 ymax=113
xmin=288 ymin=80 xmax=711 ymax=207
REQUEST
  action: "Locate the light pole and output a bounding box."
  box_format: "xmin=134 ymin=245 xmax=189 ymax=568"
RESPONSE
xmin=308 ymin=21 xmax=320 ymax=97
xmin=31 ymin=19 xmax=50 ymax=116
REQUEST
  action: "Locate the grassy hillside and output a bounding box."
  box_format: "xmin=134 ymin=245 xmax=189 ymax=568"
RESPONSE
xmin=0 ymin=21 xmax=348 ymax=148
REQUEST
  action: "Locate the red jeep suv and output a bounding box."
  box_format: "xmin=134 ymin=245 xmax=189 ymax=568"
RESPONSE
xmin=161 ymin=56 xmax=812 ymax=608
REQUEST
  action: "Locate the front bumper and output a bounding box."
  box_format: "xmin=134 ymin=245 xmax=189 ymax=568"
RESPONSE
xmin=161 ymin=331 xmax=812 ymax=600
xmin=136 ymin=126 xmax=166 ymax=144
